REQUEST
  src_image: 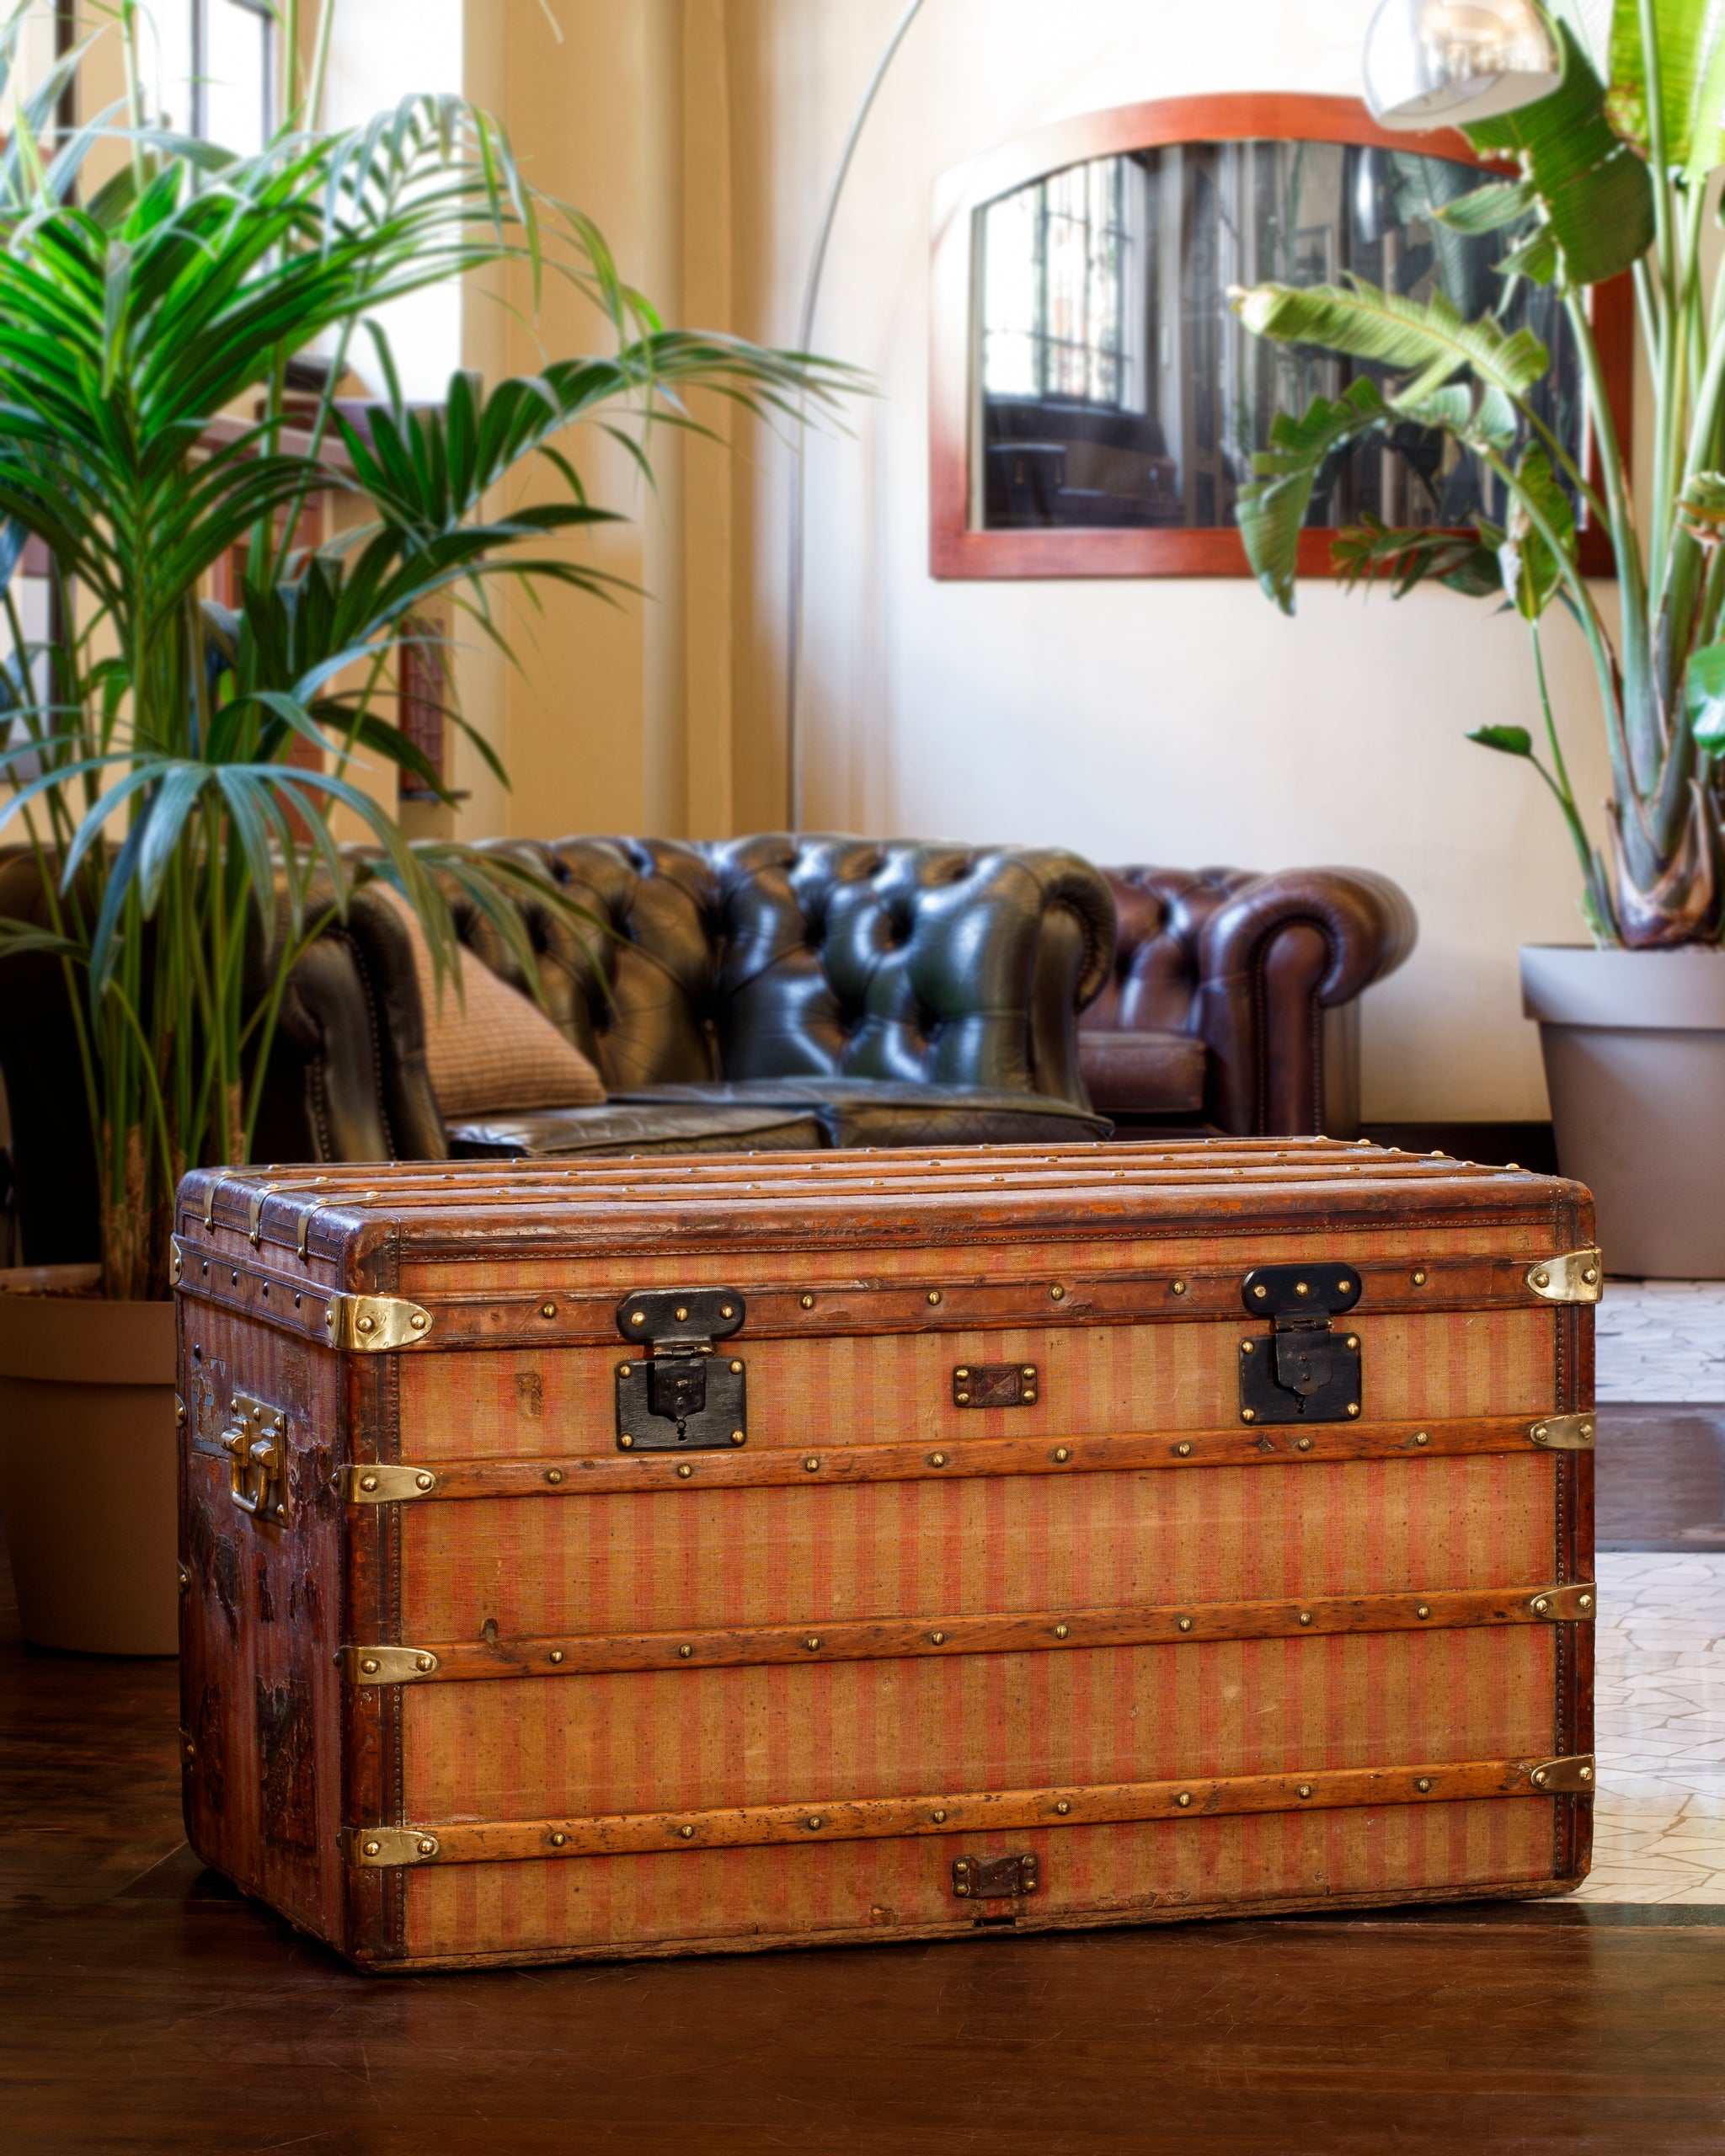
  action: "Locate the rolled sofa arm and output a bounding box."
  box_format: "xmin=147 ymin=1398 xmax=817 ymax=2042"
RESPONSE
xmin=1192 ymin=867 xmax=1418 ymax=1135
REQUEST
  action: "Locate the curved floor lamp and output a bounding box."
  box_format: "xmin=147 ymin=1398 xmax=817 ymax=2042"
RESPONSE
xmin=783 ymin=0 xmax=927 ymax=833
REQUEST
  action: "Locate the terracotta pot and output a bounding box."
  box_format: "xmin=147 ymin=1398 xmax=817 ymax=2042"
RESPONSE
xmin=1521 ymin=944 xmax=1725 ymax=1278
xmin=0 ymin=1271 xmax=179 ymax=1653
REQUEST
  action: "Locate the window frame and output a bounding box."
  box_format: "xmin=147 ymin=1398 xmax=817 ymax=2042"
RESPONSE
xmin=929 ymin=92 xmax=1631 ymax=581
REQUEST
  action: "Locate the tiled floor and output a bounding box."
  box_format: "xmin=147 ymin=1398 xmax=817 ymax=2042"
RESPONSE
xmin=1578 ymin=1552 xmax=1725 ymax=1902
xmin=1597 ymin=1278 xmax=1725 ymax=1402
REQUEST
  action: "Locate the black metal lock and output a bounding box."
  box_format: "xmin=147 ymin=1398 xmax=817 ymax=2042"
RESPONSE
xmin=1238 ymin=1264 xmax=1363 ymax=1425
xmin=614 ymin=1288 xmax=748 ymax=1452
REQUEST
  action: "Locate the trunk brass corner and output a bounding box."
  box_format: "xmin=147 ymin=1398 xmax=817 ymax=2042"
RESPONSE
xmin=1526 ymin=1754 xmax=1596 ymax=1795
xmin=336 ymin=1645 xmax=441 ymax=1684
xmin=1525 ymin=1250 xmax=1604 ymax=1303
xmin=340 ymin=1827 xmax=441 ymax=1869
xmin=1527 ymin=1414 xmax=1596 ymax=1449
xmin=323 ymin=1293 xmax=434 ymax=1352
xmin=339 ymin=1464 xmax=439 ymax=1503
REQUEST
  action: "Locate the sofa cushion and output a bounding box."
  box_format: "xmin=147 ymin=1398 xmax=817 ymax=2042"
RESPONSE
xmin=1077 ymin=1029 xmax=1206 ymax=1116
xmin=614 ymin=1079 xmax=1113 ymax=1149
xmin=383 ymin=889 xmax=606 ymax=1116
xmin=447 ymin=1102 xmax=823 ymax=1160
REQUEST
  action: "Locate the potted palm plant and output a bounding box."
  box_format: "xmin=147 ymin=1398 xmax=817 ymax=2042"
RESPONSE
xmin=0 ymin=4 xmax=846 ymax=1651
xmin=1231 ymin=2 xmax=1725 ymax=1277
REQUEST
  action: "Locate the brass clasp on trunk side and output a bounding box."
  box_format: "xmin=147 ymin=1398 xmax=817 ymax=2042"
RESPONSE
xmin=221 ymin=1392 xmax=290 ymax=1525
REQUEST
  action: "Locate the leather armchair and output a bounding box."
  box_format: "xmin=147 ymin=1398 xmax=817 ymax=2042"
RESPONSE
xmin=1081 ymin=866 xmax=1417 ymax=1136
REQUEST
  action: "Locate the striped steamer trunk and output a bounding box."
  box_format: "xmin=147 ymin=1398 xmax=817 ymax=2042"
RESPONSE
xmin=174 ymin=1141 xmax=1596 ymax=1971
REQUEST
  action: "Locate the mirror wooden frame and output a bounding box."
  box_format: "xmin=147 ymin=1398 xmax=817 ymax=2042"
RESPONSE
xmin=928 ymin=92 xmax=1631 ymax=580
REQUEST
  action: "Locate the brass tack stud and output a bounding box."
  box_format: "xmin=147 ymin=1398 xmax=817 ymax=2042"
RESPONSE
xmin=927 ymin=1452 xmax=948 ymax=1468
xmin=363 ymin=1839 xmax=382 ymax=1858
xmin=1579 ymin=1764 xmax=1593 ymax=1781
xmin=1178 ymin=1617 xmax=1194 ymax=1633
xmin=932 ymin=1809 xmax=948 ymax=1824
xmin=415 ymin=1471 xmax=435 ymax=1492
xmin=550 ymin=1832 xmax=568 ymax=1848
xmin=800 ymin=1294 xmax=815 ymax=1310
xmin=804 ymin=1636 xmax=821 ymax=1651
xmin=1049 ymin=1284 xmax=1065 ymax=1300
xmin=720 ymin=1305 xmax=735 ymax=1318
xmin=804 ymin=1455 xmax=821 ymax=1472
xmin=1053 ymin=1446 xmax=1071 ymax=1463
xmin=1295 ymin=1282 xmax=1310 ymax=1298
xmin=360 ymin=1474 xmax=379 ymax=1492
xmin=1054 ymin=1623 xmax=1070 ymax=1640
xmin=361 ymin=1657 xmax=380 ymax=1674
xmin=1531 ymin=1596 xmax=1550 ymax=1614
xmin=678 ymin=1644 xmax=693 ymax=1658
xmin=1241 ymin=1341 xmax=1255 ymax=1356
xmin=1241 ymin=1408 xmax=1258 ymax=1424
xmin=1413 ymin=1431 xmax=1430 ymax=1448
xmin=804 ymin=1816 xmax=825 ymax=1831
xmin=1415 ymin=1604 xmax=1431 ymax=1620
xmin=619 ymin=1433 xmax=635 ymax=1449
xmin=416 ymin=1838 xmax=437 ymax=1857
xmin=1412 ymin=1269 xmax=1428 ymax=1285
xmin=927 ymin=1289 xmax=943 ymax=1305
xmin=1295 ymin=1436 xmax=1313 ymax=1452
xmin=1578 ymin=1593 xmax=1594 ymax=1611
xmin=1253 ymin=1283 xmax=1268 ymax=1299
xmin=416 ymin=1655 xmax=435 ymax=1673
xmin=356 ymin=1314 xmax=376 ymax=1334
xmin=729 ymin=1360 xmax=744 ymax=1374
xmin=1298 ymin=1611 xmax=1313 ymax=1627
xmin=1176 ymin=1792 xmax=1193 ymax=1808
xmin=955 ymin=1367 xmax=970 ymax=1380
xmin=954 ymin=1882 xmax=969 ymax=1896
xmin=1345 ymin=1334 xmax=1359 ymax=1350
xmin=929 ymin=1630 xmax=947 ymax=1646
xmin=1531 ymin=1269 xmax=1551 ymax=1290
xmin=679 ymin=1824 xmax=697 ymax=1839
xmin=1172 ymin=1279 xmax=1188 ymax=1295
xmin=1023 ymin=1391 xmax=1037 ymax=1404
xmin=676 ymin=1463 xmax=694 ymax=1478
xmin=546 ymin=1468 xmax=564 ymax=1484
xmin=618 ymin=1363 xmax=632 ymax=1378
xmin=1345 ymin=1403 xmax=1361 ymax=1418
xmin=541 ymin=1302 xmax=558 ymax=1319
xmin=1176 ymin=1439 xmax=1195 ymax=1456
xmin=630 ymin=1310 xmax=646 ymax=1326
xmin=1532 ymin=1768 xmax=1549 ymax=1786
xmin=409 ymin=1311 xmax=429 ymax=1330
xmin=1416 ymin=1777 xmax=1434 ymax=1793
xmin=955 ymin=1392 xmax=971 ymax=1405
xmin=675 ymin=1306 xmax=688 ymax=1321
xmin=1055 ymin=1799 xmax=1071 ymax=1816
xmin=1583 ymin=1267 xmax=1599 ymax=1285
xmin=730 ymin=1429 xmax=746 ymax=1445
xmin=549 ymin=1650 xmax=564 ymax=1664
xmin=1297 ymin=1784 xmax=1313 ymax=1800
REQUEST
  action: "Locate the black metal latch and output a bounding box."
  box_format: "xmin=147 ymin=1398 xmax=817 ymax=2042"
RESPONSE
xmin=615 ymin=1289 xmax=747 ymax=1452
xmin=1237 ymin=1263 xmax=1363 ymax=1425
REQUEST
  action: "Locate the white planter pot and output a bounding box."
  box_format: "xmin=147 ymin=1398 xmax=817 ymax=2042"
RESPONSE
xmin=1521 ymin=944 xmax=1725 ymax=1278
xmin=0 ymin=1272 xmax=179 ymax=1653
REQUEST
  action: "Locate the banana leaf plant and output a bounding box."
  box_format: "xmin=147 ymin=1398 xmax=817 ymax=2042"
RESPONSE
xmin=0 ymin=3 xmax=852 ymax=1299
xmin=1231 ymin=4 xmax=1725 ymax=953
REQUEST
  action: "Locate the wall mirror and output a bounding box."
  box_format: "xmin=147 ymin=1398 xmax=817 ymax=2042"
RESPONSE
xmin=930 ymin=95 xmax=1629 ymax=579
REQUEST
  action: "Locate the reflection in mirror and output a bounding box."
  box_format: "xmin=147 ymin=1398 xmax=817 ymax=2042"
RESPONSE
xmin=975 ymin=141 xmax=1581 ymax=534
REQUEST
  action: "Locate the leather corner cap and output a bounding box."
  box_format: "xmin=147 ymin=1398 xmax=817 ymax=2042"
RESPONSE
xmin=446 ymin=1102 xmax=824 ymax=1159
xmin=1078 ymin=1030 xmax=1206 ymax=1116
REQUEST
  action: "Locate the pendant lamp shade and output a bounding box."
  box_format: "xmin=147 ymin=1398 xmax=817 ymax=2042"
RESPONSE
xmin=1363 ymin=0 xmax=1562 ymax=130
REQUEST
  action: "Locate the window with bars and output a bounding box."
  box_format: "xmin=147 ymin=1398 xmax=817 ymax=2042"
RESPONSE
xmin=147 ymin=0 xmax=274 ymax=152
xmin=983 ymin=160 xmax=1140 ymax=409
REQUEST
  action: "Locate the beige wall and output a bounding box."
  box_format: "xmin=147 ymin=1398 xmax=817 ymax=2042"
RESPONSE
xmin=458 ymin=0 xmax=1619 ymax=1123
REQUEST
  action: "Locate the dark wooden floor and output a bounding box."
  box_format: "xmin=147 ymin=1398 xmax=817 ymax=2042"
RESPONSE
xmin=3 ymin=1410 xmax=1723 ymax=2155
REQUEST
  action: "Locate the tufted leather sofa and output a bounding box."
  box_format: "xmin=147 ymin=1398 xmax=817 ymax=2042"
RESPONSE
xmin=1079 ymin=865 xmax=1418 ymax=1136
xmin=339 ymin=835 xmax=1119 ymax=1159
